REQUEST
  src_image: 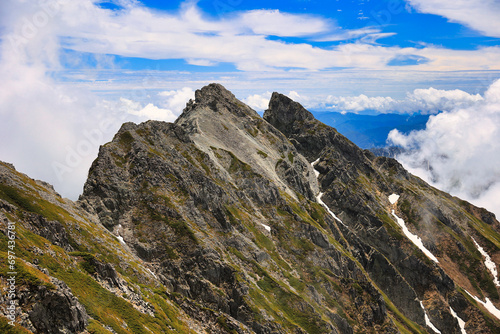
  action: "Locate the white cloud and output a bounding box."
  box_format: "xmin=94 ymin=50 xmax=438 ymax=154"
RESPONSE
xmin=239 ymin=9 xmax=329 ymax=37
xmin=158 ymin=87 xmax=195 ymax=115
xmin=241 ymin=86 xmax=487 ymax=114
xmin=287 ymin=91 xmax=310 ymax=105
xmin=121 ymin=87 xmax=194 ymax=121
xmin=5 ymin=0 xmax=496 ymax=72
xmin=243 ymin=91 xmax=311 ymax=111
xmin=388 ymin=79 xmax=500 ymax=218
xmin=186 ymin=58 xmax=218 ymax=66
xmin=243 ymin=91 xmax=272 ymax=111
xmin=312 ymin=27 xmax=381 ymax=42
xmin=325 ymin=87 xmax=483 ymax=113
xmin=407 ymin=0 xmax=500 ymax=37
xmin=326 ymin=94 xmax=397 ymax=113
xmin=0 ymin=54 xmax=126 ymax=199
xmin=0 ymin=0 xmax=139 ymax=199
xmin=120 ymin=98 xmax=177 ymax=122
xmin=0 ymin=0 xmax=499 ymax=203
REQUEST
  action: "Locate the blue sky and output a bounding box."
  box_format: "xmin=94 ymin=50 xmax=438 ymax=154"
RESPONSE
xmin=1 ymin=0 xmax=500 ymax=212
xmin=47 ymin=0 xmax=500 ymax=111
xmin=89 ymin=0 xmax=500 ymax=73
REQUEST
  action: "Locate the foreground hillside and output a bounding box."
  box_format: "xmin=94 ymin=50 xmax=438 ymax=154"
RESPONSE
xmin=1 ymin=84 xmax=499 ymax=333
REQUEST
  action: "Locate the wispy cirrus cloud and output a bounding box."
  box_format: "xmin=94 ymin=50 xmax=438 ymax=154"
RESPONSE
xmin=239 ymin=9 xmax=330 ymax=37
xmin=4 ymin=0 xmax=495 ymax=72
xmin=407 ymin=0 xmax=500 ymax=37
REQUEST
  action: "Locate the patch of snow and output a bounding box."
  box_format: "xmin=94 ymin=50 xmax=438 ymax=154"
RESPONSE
xmin=465 ymin=290 xmax=500 ymax=320
xmin=146 ymin=268 xmax=158 ymax=279
xmin=317 ymin=192 xmax=346 ymax=226
xmin=117 ymin=235 xmax=125 ymax=244
xmin=311 ymin=160 xmax=345 ymax=226
xmin=472 ymin=237 xmax=500 ymax=287
xmin=391 ymin=210 xmax=439 ymax=263
xmin=449 ymin=307 xmax=467 ymax=334
xmin=261 ymin=223 xmax=271 ymax=232
xmin=311 ymin=158 xmax=320 ymax=177
xmin=420 ymin=301 xmax=441 ymax=334
xmin=388 ymin=193 xmax=400 ymax=205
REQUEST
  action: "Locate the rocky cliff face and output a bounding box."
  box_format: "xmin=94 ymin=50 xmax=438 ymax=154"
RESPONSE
xmin=265 ymin=92 xmax=500 ymax=332
xmin=1 ymin=84 xmax=500 ymax=334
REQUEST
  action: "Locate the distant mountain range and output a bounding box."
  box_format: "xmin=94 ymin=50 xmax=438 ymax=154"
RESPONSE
xmin=312 ymin=111 xmax=431 ymax=149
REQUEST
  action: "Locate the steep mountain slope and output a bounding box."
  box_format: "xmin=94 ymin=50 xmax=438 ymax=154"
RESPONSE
xmin=265 ymin=92 xmax=500 ymax=333
xmin=1 ymin=83 xmax=499 ymax=334
xmin=79 ymin=84 xmax=395 ymax=333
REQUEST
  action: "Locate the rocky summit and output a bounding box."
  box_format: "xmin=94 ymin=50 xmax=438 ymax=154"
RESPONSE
xmin=1 ymin=83 xmax=500 ymax=334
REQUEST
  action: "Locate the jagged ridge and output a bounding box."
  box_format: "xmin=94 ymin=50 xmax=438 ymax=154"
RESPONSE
xmin=0 ymin=84 xmax=499 ymax=334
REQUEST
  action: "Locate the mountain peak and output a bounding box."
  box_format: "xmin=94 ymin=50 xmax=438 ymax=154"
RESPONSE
xmin=4 ymin=84 xmax=500 ymax=334
xmin=174 ymin=83 xmax=318 ymax=201
xmin=263 ymin=92 xmax=315 ymax=131
xmin=194 ymin=83 xmax=235 ymax=104
xmin=177 ymin=83 xmax=260 ymax=122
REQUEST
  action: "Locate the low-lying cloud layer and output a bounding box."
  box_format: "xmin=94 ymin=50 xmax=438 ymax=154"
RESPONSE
xmin=0 ymin=0 xmax=193 ymax=198
xmin=389 ymin=79 xmax=500 ymax=218
xmin=325 ymin=88 xmax=483 ymax=114
xmin=244 ymin=87 xmax=483 ymax=114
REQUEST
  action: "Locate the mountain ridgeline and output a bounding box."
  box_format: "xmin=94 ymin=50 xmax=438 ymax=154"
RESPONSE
xmin=1 ymin=83 xmax=500 ymax=334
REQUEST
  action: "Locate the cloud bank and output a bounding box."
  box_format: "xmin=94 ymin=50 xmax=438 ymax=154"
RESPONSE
xmin=326 ymin=87 xmax=483 ymax=114
xmin=0 ymin=1 xmax=195 ymax=199
xmin=245 ymin=87 xmax=483 ymax=114
xmin=388 ymin=79 xmax=500 ymax=218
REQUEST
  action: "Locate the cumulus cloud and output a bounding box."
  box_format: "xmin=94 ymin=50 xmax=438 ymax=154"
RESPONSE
xmin=407 ymin=0 xmax=500 ymax=37
xmin=326 ymin=95 xmax=397 ymax=113
xmin=243 ymin=92 xmax=272 ymax=111
xmin=243 ymin=91 xmax=311 ymax=111
xmin=313 ymin=27 xmax=383 ymax=42
xmin=0 ymin=1 xmax=205 ymax=200
xmin=287 ymin=91 xmax=310 ymax=105
xmin=120 ymin=87 xmax=194 ymax=121
xmin=325 ymin=87 xmax=483 ymax=114
xmin=0 ymin=0 xmax=140 ymax=199
xmin=388 ymin=79 xmax=500 ymax=218
xmin=158 ymin=87 xmax=195 ymax=115
xmin=119 ymin=99 xmax=175 ymax=122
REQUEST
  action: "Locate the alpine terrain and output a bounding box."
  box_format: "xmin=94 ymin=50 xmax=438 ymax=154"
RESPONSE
xmin=1 ymin=83 xmax=500 ymax=334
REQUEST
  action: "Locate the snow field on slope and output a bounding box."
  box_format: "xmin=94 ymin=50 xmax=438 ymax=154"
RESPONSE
xmin=472 ymin=237 xmax=500 ymax=287
xmin=420 ymin=301 xmax=441 ymax=333
xmin=388 ymin=194 xmax=439 ymax=263
xmin=311 ymin=159 xmax=345 ymax=226
xmin=449 ymin=307 xmax=467 ymax=334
